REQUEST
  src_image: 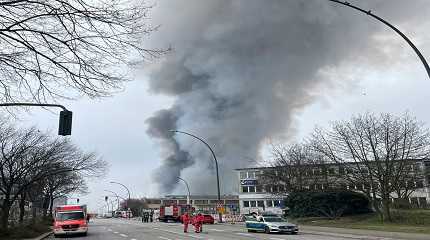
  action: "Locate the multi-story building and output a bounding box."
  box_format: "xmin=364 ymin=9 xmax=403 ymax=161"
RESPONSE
xmin=236 ymin=159 xmax=430 ymax=214
xmin=236 ymin=167 xmax=287 ymax=215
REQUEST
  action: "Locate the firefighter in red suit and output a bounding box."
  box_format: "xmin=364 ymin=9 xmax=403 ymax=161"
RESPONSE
xmin=197 ymin=213 xmax=204 ymax=233
xmin=182 ymin=212 xmax=190 ymax=233
xmin=192 ymin=213 xmax=199 ymax=233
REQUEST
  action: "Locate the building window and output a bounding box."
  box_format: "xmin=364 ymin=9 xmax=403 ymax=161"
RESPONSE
xmin=266 ymin=200 xmax=273 ymax=207
xmin=242 ymin=186 xmax=249 ymax=193
xmin=256 ymin=185 xmax=263 ymax=192
xmin=250 ymin=201 xmax=256 ymax=207
xmin=265 ymin=185 xmax=272 ymax=193
xmin=240 ymin=171 xmax=247 ymax=179
xmin=249 ymin=186 xmax=256 ymax=192
xmin=274 ymin=200 xmax=281 ymax=207
xmin=243 ymin=201 xmax=250 ymax=208
xmin=257 ymin=201 xmax=264 ymax=207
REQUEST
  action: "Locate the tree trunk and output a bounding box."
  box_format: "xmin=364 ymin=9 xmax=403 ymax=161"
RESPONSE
xmin=19 ymin=193 xmax=26 ymax=223
xmin=370 ymin=191 xmax=383 ymax=222
xmin=382 ymin=198 xmax=392 ymax=222
xmin=49 ymin=196 xmax=54 ymax=216
xmin=0 ymin=203 xmax=11 ymax=231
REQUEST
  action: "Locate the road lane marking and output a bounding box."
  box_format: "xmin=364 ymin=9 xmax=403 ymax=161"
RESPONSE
xmin=159 ymin=237 xmax=172 ymax=240
xmin=131 ymin=239 xmax=137 ymax=240
xmin=208 ymin=228 xmax=224 ymax=232
xmin=120 ymin=233 xmax=128 ymax=237
xmin=270 ymin=238 xmax=285 ymax=240
xmin=236 ymin=232 xmax=253 ymax=237
xmin=114 ymin=231 xmax=119 ymax=234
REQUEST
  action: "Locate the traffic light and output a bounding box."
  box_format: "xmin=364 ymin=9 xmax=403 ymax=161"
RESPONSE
xmin=58 ymin=110 xmax=73 ymax=136
xmin=105 ymin=196 xmax=108 ymax=201
xmin=77 ymin=198 xmax=79 ymax=203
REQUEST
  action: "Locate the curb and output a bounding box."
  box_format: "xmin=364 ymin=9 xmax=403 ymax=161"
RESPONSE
xmin=30 ymin=231 xmax=52 ymax=240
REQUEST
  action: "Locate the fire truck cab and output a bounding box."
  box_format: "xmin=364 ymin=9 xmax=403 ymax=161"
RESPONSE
xmin=53 ymin=205 xmax=88 ymax=237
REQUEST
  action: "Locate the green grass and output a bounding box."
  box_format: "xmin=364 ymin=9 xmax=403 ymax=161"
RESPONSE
xmin=294 ymin=209 xmax=430 ymax=234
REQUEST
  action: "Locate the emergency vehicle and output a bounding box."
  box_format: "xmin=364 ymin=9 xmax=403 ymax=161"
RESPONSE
xmin=159 ymin=204 xmax=191 ymax=222
xmin=53 ymin=205 xmax=88 ymax=237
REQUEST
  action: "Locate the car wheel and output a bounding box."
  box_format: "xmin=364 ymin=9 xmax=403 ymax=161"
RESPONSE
xmin=265 ymin=226 xmax=270 ymax=234
xmin=291 ymin=231 xmax=298 ymax=235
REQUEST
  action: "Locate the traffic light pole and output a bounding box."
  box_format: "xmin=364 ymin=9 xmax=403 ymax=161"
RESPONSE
xmin=0 ymin=102 xmax=73 ymax=136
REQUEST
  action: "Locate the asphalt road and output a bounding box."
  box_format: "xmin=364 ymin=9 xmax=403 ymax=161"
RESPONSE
xmin=46 ymin=218 xmax=401 ymax=240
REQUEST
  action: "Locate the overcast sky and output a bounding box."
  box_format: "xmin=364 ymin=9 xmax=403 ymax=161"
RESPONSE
xmin=15 ymin=0 xmax=430 ymax=211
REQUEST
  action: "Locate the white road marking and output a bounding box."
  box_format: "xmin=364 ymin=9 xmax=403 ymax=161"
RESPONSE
xmin=270 ymin=238 xmax=285 ymax=240
xmin=113 ymin=231 xmax=119 ymax=234
xmin=236 ymin=232 xmax=253 ymax=237
xmin=107 ymin=229 xmax=112 ymax=231
xmin=120 ymin=233 xmax=128 ymax=237
xmin=208 ymin=228 xmax=224 ymax=232
xmin=131 ymin=239 xmax=137 ymax=240
xmin=158 ymin=237 xmax=172 ymax=240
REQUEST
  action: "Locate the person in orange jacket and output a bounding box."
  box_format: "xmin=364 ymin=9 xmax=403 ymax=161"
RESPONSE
xmin=196 ymin=213 xmax=204 ymax=233
xmin=181 ymin=212 xmax=190 ymax=233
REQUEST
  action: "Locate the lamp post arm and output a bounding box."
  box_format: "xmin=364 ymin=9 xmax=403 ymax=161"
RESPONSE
xmin=327 ymin=0 xmax=430 ymax=80
xmin=170 ymin=130 xmax=221 ymax=200
xmin=0 ymin=102 xmax=68 ymax=111
xmin=178 ymin=177 xmax=191 ymax=204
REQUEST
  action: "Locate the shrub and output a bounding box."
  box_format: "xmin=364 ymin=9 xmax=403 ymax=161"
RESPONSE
xmin=285 ymin=191 xmax=371 ymax=219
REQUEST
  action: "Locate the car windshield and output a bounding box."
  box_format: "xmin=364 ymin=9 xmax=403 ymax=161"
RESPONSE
xmin=56 ymin=211 xmax=85 ymax=221
xmin=264 ymin=217 xmax=286 ymax=222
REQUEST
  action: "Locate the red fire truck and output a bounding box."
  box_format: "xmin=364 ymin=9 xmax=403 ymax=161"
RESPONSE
xmin=53 ymin=205 xmax=88 ymax=237
xmin=159 ymin=204 xmax=192 ymax=222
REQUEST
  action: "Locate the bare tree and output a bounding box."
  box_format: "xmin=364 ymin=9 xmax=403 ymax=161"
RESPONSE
xmin=310 ymin=112 xmax=430 ymax=222
xmin=0 ymin=0 xmax=164 ymax=102
xmin=260 ymin=142 xmax=339 ymax=194
xmin=0 ymin=119 xmax=107 ymax=230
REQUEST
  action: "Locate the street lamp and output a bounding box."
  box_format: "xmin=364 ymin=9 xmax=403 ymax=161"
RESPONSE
xmin=0 ymin=102 xmax=73 ymax=136
xmin=327 ymin=0 xmax=430 ymax=80
xmin=177 ymin=177 xmax=191 ymax=205
xmin=104 ymin=190 xmax=127 ymax=212
xmin=169 ymin=130 xmax=223 ymax=223
xmin=110 ymin=181 xmax=131 ymax=218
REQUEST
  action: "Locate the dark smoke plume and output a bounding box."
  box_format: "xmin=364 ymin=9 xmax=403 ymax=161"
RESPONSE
xmin=145 ymin=0 xmax=430 ymax=194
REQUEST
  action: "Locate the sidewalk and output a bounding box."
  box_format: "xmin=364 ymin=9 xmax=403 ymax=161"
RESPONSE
xmin=218 ymin=222 xmax=430 ymax=240
xmin=300 ymin=225 xmax=430 ymax=240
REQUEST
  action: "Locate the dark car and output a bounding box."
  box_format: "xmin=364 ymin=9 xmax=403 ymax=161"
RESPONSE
xmin=203 ymin=214 xmax=214 ymax=224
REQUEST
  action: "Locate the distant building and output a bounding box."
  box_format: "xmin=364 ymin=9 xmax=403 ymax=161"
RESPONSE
xmin=143 ymin=195 xmax=239 ymax=214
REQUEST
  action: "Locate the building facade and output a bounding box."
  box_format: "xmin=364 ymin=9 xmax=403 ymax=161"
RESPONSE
xmin=236 ymin=159 xmax=430 ymax=214
xmin=236 ymin=168 xmax=286 ymax=215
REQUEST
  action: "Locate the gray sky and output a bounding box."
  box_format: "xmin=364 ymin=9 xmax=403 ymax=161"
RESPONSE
xmin=15 ymin=0 xmax=430 ymax=211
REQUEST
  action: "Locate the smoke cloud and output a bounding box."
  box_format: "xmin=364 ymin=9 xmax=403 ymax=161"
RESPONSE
xmin=145 ymin=0 xmax=430 ymax=194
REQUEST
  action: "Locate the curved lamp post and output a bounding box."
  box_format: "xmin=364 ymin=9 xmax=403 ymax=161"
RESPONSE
xmin=178 ymin=177 xmax=191 ymax=205
xmin=169 ymin=130 xmax=223 ymax=223
xmin=110 ymin=181 xmax=131 ymax=218
xmin=327 ymin=0 xmax=430 ymax=80
xmin=104 ymin=190 xmax=127 ymax=212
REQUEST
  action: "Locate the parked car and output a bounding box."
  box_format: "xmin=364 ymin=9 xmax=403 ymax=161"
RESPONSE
xmin=203 ymin=214 xmax=214 ymax=224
